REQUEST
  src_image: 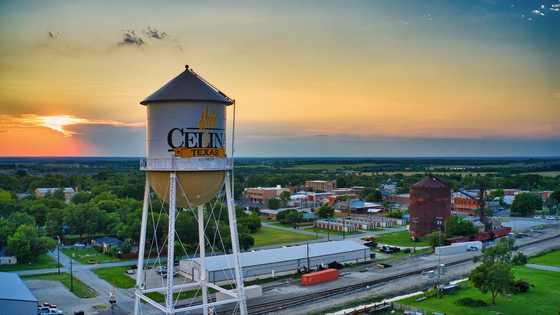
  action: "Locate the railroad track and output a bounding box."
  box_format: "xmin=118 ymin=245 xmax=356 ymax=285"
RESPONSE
xmin=213 ymin=233 xmax=560 ymax=315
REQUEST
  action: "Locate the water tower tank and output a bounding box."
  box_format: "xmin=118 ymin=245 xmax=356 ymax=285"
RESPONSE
xmin=140 ymin=65 xmax=233 ymax=207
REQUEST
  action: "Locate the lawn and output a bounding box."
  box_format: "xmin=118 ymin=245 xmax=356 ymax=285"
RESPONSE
xmin=530 ymin=249 xmax=560 ymax=268
xmin=396 ymin=266 xmax=560 ymax=315
xmin=0 ymin=255 xmax=61 ymax=272
xmin=20 ymin=272 xmax=97 ymax=298
xmin=252 ymin=227 xmax=319 ymax=247
xmin=371 ymin=230 xmax=430 ymax=247
xmin=61 ymin=248 xmax=122 ymax=264
xmin=92 ymin=266 xmax=137 ymax=289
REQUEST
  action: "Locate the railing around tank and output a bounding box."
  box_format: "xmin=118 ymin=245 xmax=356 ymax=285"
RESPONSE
xmin=139 ymin=157 xmax=233 ymax=171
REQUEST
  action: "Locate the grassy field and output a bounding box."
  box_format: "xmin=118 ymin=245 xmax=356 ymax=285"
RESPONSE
xmin=92 ymin=266 xmax=137 ymax=289
xmin=370 ymin=230 xmax=430 ymax=247
xmin=530 ymin=249 xmax=560 ymax=268
xmin=61 ymin=248 xmax=122 ymax=264
xmin=0 ymin=255 xmax=60 ymax=272
xmin=253 ymin=227 xmax=320 ymax=247
xmin=20 ymin=272 xmax=97 ymax=298
xmin=396 ymin=266 xmax=560 ymax=315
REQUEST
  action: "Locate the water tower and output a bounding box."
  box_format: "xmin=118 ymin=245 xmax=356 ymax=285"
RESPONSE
xmin=409 ymin=174 xmax=451 ymax=237
xmin=134 ymin=65 xmax=247 ymax=315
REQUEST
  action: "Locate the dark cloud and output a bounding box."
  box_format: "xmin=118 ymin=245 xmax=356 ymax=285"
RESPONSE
xmin=142 ymin=27 xmax=169 ymax=40
xmin=47 ymin=31 xmax=59 ymax=38
xmin=118 ymin=30 xmax=145 ymax=47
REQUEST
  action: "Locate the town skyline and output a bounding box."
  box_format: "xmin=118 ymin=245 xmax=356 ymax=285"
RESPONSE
xmin=1 ymin=1 xmax=559 ymax=157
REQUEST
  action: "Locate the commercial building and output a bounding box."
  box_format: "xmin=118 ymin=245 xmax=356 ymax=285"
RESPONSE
xmin=0 ymin=272 xmax=38 ymax=315
xmin=242 ymin=185 xmax=290 ymax=204
xmin=179 ymin=240 xmax=369 ymax=284
xmin=305 ymin=180 xmax=337 ymax=192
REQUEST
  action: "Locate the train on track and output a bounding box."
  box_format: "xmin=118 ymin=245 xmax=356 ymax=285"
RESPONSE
xmin=445 ymin=227 xmax=511 ymax=245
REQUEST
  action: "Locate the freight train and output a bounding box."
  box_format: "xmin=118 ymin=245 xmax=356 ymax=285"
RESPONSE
xmin=445 ymin=227 xmax=511 ymax=245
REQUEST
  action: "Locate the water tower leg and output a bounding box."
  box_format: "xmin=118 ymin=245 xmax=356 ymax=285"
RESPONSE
xmin=134 ymin=177 xmax=151 ymax=315
xmin=198 ymin=204 xmax=209 ymax=315
xmin=224 ymin=172 xmax=247 ymax=315
xmin=166 ymin=172 xmax=177 ymax=314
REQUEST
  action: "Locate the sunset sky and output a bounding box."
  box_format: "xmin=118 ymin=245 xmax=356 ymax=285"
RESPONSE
xmin=1 ymin=0 xmax=559 ymax=157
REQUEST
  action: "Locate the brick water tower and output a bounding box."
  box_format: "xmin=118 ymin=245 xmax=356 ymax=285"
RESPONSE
xmin=409 ymin=174 xmax=451 ymax=237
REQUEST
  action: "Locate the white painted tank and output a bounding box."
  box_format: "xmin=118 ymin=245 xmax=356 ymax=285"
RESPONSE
xmin=140 ymin=65 xmax=233 ymax=207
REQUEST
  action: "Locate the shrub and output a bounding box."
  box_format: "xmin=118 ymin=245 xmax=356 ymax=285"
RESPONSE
xmin=455 ymin=297 xmax=488 ymax=307
xmin=92 ymin=244 xmax=103 ymax=253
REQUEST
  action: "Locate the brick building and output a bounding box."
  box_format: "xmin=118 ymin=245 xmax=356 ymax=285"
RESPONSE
xmin=242 ymin=185 xmax=290 ymax=204
xmin=305 ymin=180 xmax=337 ymax=192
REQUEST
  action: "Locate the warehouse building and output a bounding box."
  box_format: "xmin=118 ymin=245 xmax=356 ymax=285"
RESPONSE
xmin=180 ymin=240 xmax=370 ymax=285
xmin=0 ymin=272 xmax=38 ymax=315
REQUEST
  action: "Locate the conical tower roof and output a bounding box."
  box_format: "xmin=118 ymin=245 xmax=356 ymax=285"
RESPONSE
xmin=411 ymin=175 xmax=450 ymax=189
xmin=140 ymin=65 xmax=233 ymax=105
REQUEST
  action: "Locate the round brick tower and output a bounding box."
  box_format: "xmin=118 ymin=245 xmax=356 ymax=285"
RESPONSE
xmin=409 ymin=175 xmax=451 ymax=237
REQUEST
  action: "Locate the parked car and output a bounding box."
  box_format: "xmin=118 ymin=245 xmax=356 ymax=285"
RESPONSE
xmin=546 ymin=216 xmax=555 ymax=220
xmin=533 ymin=215 xmax=542 ymax=219
xmin=162 ymin=270 xmax=179 ymax=278
xmin=38 ymin=307 xmax=63 ymax=315
xmin=156 ymin=266 xmax=168 ymax=274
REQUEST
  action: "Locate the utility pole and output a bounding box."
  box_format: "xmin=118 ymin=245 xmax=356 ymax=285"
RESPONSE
xmin=342 ymin=216 xmax=345 ymax=240
xmin=327 ymin=216 xmax=330 ymax=241
xmin=57 ymin=236 xmax=60 ymax=275
xmin=70 ymin=258 xmax=73 ymax=291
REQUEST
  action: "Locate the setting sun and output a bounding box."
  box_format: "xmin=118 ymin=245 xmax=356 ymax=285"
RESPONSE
xmin=39 ymin=116 xmax=85 ymax=136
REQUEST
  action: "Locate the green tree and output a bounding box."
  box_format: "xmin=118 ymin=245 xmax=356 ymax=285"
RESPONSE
xmin=28 ymin=204 xmax=49 ymax=227
xmin=387 ymin=209 xmax=403 ymax=219
xmin=373 ymin=189 xmax=383 ymax=202
xmin=6 ymin=225 xmax=56 ymax=262
xmin=474 ymin=237 xmax=517 ymax=265
xmin=317 ymin=206 xmax=334 ymax=219
xmin=8 ymin=212 xmax=36 ymax=227
xmin=0 ymin=218 xmax=16 ymax=248
xmin=546 ymin=188 xmax=560 ymax=215
xmin=510 ymin=193 xmax=543 ymax=216
xmin=426 ymin=230 xmax=446 ymax=249
xmin=267 ymin=198 xmax=280 ymax=210
xmin=71 ymin=191 xmax=93 ymax=204
xmin=277 ymin=209 xmax=298 ymax=221
xmin=121 ymin=242 xmax=132 ymax=254
xmin=0 ymin=189 xmax=11 ymax=200
xmin=238 ymin=214 xmax=262 ymax=234
xmin=279 ymin=191 xmax=291 ymax=207
xmin=64 ymin=203 xmax=103 ymax=241
xmin=53 ymin=188 xmax=66 ymax=201
xmin=6 ymin=231 xmax=31 ymax=262
xmin=512 ymin=252 xmax=528 ymax=266
xmin=238 ymin=233 xmax=255 ymax=251
xmin=282 ymin=211 xmax=303 ymax=225
xmin=469 ymin=263 xmax=515 ymax=304
xmin=108 ymin=245 xmax=119 ymax=257
xmin=445 ymin=215 xmax=478 ymax=238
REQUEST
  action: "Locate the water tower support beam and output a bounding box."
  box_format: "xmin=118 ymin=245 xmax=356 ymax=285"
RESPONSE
xmin=198 ymin=204 xmax=209 ymax=315
xmin=166 ymin=172 xmax=177 ymax=314
xmin=225 ymin=172 xmax=247 ymax=315
xmin=134 ymin=177 xmax=151 ymax=314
